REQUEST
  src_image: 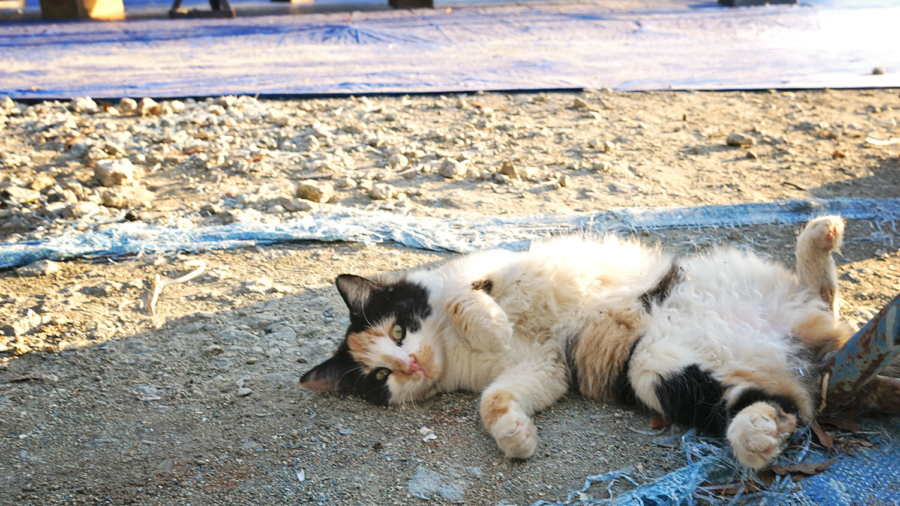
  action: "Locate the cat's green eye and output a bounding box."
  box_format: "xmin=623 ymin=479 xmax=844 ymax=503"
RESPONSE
xmin=390 ymin=324 xmax=404 ymax=343
xmin=375 ymin=368 xmax=391 ymax=381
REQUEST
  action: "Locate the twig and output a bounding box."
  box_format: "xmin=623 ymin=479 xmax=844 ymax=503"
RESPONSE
xmin=148 ymin=260 xmax=206 ymax=315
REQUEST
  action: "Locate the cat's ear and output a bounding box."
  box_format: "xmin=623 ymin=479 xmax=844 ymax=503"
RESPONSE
xmin=300 ymin=352 xmax=357 ymax=393
xmin=335 ymin=274 xmax=384 ymax=317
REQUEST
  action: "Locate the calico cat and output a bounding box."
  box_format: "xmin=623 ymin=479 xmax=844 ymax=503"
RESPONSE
xmin=300 ymin=216 xmax=852 ymax=469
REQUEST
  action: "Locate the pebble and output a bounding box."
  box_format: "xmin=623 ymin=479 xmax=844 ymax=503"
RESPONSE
xmin=572 ymin=97 xmax=589 ymax=109
xmin=370 ymin=183 xmax=397 ymax=201
xmin=280 ymin=198 xmax=317 ymax=213
xmin=295 ymin=180 xmax=334 ymax=203
xmin=94 ymin=158 xmax=137 ymax=186
xmin=1 ymin=309 xmax=42 ymax=337
xmin=236 ymin=388 xmax=253 ymax=397
xmin=118 ymin=98 xmax=138 ymax=113
xmin=726 ymin=132 xmax=756 ymax=147
xmin=499 ymin=161 xmax=520 ymax=180
xmin=387 ymin=153 xmax=409 ymax=170
xmin=439 ymin=158 xmax=467 ymax=179
xmin=873 ymin=67 xmax=886 ymax=75
xmin=1 ymin=186 xmax=41 ymax=202
xmin=71 ymin=97 xmax=98 ymax=114
xmin=62 ymin=201 xmax=100 ymax=219
xmin=558 ymin=175 xmax=572 ymax=188
xmin=29 ymin=174 xmax=56 ymax=192
xmin=100 ymin=187 xmax=152 ymax=209
xmin=138 ymin=98 xmax=159 ymax=116
xmin=16 ymin=259 xmax=60 ymax=277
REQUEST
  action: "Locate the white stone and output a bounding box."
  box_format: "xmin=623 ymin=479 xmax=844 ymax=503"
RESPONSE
xmin=94 ymin=158 xmax=136 ymax=186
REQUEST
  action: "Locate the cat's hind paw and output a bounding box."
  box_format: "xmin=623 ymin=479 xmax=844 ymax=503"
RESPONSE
xmin=726 ymin=401 xmax=797 ymax=470
xmin=800 ymin=216 xmax=844 ymax=255
xmin=491 ymin=410 xmax=538 ymax=460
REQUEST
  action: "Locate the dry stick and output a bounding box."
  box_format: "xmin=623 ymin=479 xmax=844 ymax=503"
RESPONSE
xmin=148 ymin=260 xmax=206 ymax=316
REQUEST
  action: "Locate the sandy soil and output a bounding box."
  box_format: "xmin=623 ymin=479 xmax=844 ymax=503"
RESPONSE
xmin=1 ymin=89 xmax=899 ymax=505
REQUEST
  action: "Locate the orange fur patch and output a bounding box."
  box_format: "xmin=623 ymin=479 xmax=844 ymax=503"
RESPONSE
xmin=791 ymin=311 xmax=853 ymax=360
xmin=346 ymin=318 xmax=394 ymax=366
xmin=572 ymin=304 xmax=646 ymax=402
xmin=481 ymin=390 xmax=514 ymax=429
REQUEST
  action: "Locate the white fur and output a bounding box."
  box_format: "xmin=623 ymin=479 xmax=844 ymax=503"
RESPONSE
xmin=368 ymin=219 xmax=844 ymax=467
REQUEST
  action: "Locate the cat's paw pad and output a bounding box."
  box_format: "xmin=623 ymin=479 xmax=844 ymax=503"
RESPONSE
xmin=727 ymin=402 xmax=795 ymax=470
xmin=492 ymin=411 xmax=538 ymax=460
xmin=803 ymin=216 xmax=844 ymax=254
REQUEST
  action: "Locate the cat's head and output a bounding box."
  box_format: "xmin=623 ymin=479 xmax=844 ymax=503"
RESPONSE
xmin=299 ymin=274 xmax=443 ymax=406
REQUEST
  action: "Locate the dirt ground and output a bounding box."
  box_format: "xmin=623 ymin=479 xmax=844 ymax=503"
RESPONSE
xmin=1 ymin=89 xmax=899 ymax=505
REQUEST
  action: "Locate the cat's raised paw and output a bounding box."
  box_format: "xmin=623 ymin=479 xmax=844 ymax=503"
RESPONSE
xmin=801 ymin=216 xmax=844 ymax=254
xmin=491 ymin=410 xmax=538 ymax=460
xmin=727 ymin=401 xmax=796 ymax=470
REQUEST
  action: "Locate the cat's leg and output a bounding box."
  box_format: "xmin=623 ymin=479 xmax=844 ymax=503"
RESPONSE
xmin=479 ymin=358 xmax=569 ymax=459
xmin=796 ymin=216 xmax=844 ymax=318
xmin=726 ymin=399 xmax=798 ymax=470
xmin=630 ymin=354 xmax=805 ymax=469
xmin=445 ymin=280 xmax=513 ymax=353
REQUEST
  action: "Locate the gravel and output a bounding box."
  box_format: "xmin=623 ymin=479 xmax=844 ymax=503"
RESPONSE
xmin=1 ymin=89 xmax=899 ymax=504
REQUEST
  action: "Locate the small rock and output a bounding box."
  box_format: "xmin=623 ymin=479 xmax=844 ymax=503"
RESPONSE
xmin=572 ymin=97 xmax=589 ymax=109
xmin=1 ymin=186 xmax=41 ymax=202
xmin=294 ymin=180 xmax=334 ymax=203
xmin=558 ymin=175 xmax=571 ymax=187
xmin=244 ymin=278 xmax=274 ymax=294
xmin=71 ymin=97 xmax=98 ymax=114
xmin=439 ymin=158 xmax=467 ymax=179
xmin=203 ymin=345 xmax=225 ymax=356
xmin=746 ymin=151 xmax=759 ymax=160
xmin=118 ymin=98 xmax=138 ymax=113
xmin=387 ymin=153 xmax=409 ymax=170
xmin=16 ymin=260 xmax=60 ymax=277
xmin=62 ymin=201 xmax=100 ymax=219
xmin=224 ymin=208 xmax=262 ymax=223
xmin=236 ymin=388 xmax=253 ymax=397
xmin=100 ymin=187 xmax=152 ymax=208
xmin=370 ymin=183 xmax=397 ymax=201
xmin=280 ymin=198 xmax=317 ymax=213
xmin=873 ymin=67 xmax=886 ymax=75
xmin=726 ymin=132 xmax=756 ymax=147
xmin=1 ymin=309 xmax=42 ymax=337
xmin=499 ymin=161 xmax=520 ymax=179
xmin=83 ymin=281 xmax=123 ymax=297
xmin=200 ymin=203 xmax=223 ymax=215
xmin=832 ymin=150 xmax=847 ymax=159
xmin=94 ymin=158 xmax=137 ymax=186
xmin=29 ymin=174 xmax=56 ymax=192
xmin=138 ymin=97 xmax=159 ymax=116
xmin=337 ymin=177 xmax=357 ymax=189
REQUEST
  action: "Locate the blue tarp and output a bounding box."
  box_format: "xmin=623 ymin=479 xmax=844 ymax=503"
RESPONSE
xmin=3 ymin=0 xmax=900 ymax=99
xmin=3 ymin=198 xmax=900 ymax=269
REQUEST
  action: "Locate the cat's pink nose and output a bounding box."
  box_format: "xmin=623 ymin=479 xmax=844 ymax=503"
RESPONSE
xmin=407 ymin=356 xmax=423 ymax=374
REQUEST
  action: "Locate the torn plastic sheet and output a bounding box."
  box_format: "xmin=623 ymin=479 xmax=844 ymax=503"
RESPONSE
xmin=534 ymin=418 xmax=900 ymax=506
xmin=3 ymin=198 xmax=900 ymax=269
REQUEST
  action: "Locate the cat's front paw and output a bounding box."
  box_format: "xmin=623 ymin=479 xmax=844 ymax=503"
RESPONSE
xmin=727 ymin=402 xmax=796 ymax=470
xmin=491 ymin=410 xmax=538 ymax=460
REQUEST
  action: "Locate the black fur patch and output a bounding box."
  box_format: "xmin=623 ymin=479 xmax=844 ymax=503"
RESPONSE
xmin=727 ymin=388 xmax=799 ymax=419
xmin=343 ymin=278 xmax=432 ymax=337
xmin=655 ymin=364 xmax=728 ymax=436
xmin=298 ymin=342 xmax=393 ymax=406
xmin=472 ymin=279 xmax=493 ymax=294
xmin=612 ymin=338 xmax=643 ymax=407
xmin=640 ymin=263 xmax=682 ymax=313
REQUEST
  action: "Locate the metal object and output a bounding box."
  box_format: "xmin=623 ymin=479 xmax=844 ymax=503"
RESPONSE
xmin=821 ymin=292 xmax=900 ymax=412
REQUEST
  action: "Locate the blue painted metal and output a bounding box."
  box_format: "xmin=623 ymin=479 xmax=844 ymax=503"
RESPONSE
xmin=822 ymin=292 xmax=900 ymax=410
